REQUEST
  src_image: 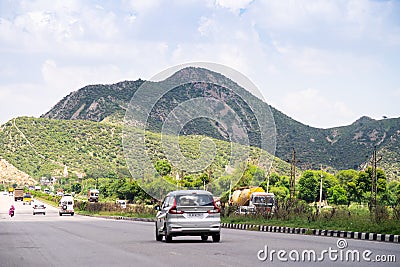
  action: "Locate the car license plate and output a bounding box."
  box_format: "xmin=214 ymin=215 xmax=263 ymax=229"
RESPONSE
xmin=186 ymin=213 xmax=202 ymax=218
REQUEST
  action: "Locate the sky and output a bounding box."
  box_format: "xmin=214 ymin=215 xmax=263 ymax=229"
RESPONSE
xmin=0 ymin=0 xmax=399 ymax=129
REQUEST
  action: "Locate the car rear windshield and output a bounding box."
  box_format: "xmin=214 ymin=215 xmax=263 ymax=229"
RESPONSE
xmin=176 ymin=194 xmax=214 ymax=207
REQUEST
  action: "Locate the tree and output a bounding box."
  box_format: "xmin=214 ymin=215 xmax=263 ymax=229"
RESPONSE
xmin=195 ymin=173 xmax=211 ymax=188
xmin=71 ymin=183 xmax=82 ymax=194
xmin=355 ymin=170 xmax=371 ymax=202
xmin=320 ymin=171 xmax=339 ymax=200
xmin=336 ymin=169 xmax=358 ymax=189
xmin=269 ymin=186 xmax=289 ymax=200
xmin=297 ymin=171 xmax=318 ymax=203
xmin=346 ymin=181 xmax=362 ymax=204
xmin=385 ymin=181 xmax=400 ymax=206
xmin=276 ymin=175 xmax=290 ymax=190
xmin=328 ymin=185 xmax=348 ymax=205
xmin=353 ymin=167 xmax=388 ymax=204
xmin=236 ymin=164 xmax=265 ymax=187
xmin=154 ymin=160 xmax=172 ymax=177
xmin=267 ymin=173 xmax=280 ymax=187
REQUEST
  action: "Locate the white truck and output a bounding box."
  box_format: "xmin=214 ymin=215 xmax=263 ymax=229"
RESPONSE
xmin=88 ymin=189 xmax=99 ymax=202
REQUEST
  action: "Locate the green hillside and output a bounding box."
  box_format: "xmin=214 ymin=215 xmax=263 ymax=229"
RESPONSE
xmin=0 ymin=117 xmax=291 ymax=182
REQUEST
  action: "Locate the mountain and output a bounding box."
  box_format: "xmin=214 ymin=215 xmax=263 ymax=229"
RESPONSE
xmin=40 ymin=67 xmax=400 ymax=180
xmin=42 ymin=80 xmax=144 ymax=122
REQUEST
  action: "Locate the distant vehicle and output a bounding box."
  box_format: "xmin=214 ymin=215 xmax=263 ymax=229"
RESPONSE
xmin=8 ymin=187 xmax=14 ymax=195
xmin=33 ymin=204 xmax=46 ymax=215
xmin=9 ymin=205 xmax=15 ymax=217
xmin=56 ymin=188 xmax=64 ymax=196
xmin=8 ymin=187 xmax=14 ymax=196
xmin=14 ymin=188 xmax=24 ymax=202
xmin=23 ymin=194 xmax=32 ymax=205
xmin=59 ymin=195 xmax=74 ymax=216
xmin=155 ymin=190 xmax=221 ymax=243
xmin=88 ymin=189 xmax=99 ymax=202
xmin=116 ymin=200 xmax=127 ymax=209
xmin=44 ymin=188 xmax=50 ymax=194
xmin=34 ymin=185 xmax=41 ymax=191
xmin=230 ymin=187 xmax=275 ymax=214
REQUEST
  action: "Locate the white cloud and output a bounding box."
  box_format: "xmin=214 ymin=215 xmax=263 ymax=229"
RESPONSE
xmin=0 ymin=83 xmax=45 ymax=125
xmin=215 ymin=0 xmax=253 ymax=14
xmin=125 ymin=0 xmax=162 ymax=14
xmin=279 ymin=88 xmax=355 ymax=128
xmin=40 ymin=54 xmax=163 ymax=94
xmin=0 ymin=0 xmax=399 ymax=128
xmin=198 ymin=16 xmax=214 ymax=36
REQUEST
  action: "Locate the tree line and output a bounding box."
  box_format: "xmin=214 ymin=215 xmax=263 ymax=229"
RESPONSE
xmin=52 ymin=159 xmax=400 ymax=209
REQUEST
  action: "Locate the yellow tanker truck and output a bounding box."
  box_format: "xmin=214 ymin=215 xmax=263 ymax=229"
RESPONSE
xmin=230 ymin=187 xmax=275 ymax=214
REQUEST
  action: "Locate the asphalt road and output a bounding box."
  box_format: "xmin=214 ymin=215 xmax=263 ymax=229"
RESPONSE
xmin=1 ymin=194 xmax=399 ymax=267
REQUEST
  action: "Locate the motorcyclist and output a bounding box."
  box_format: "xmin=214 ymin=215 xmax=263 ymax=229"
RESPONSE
xmin=9 ymin=205 xmax=15 ymax=217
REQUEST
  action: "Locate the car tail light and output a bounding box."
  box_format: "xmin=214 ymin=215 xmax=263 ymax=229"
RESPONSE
xmin=208 ymin=200 xmax=221 ymax=214
xmin=169 ymin=199 xmax=184 ymax=214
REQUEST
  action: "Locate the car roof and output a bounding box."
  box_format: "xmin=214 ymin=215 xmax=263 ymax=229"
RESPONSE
xmin=167 ymin=190 xmax=213 ymax=196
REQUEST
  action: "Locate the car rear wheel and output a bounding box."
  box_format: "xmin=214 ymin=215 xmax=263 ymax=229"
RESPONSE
xmin=164 ymin=228 xmax=172 ymax=243
xmin=201 ymin=235 xmax=208 ymax=241
xmin=165 ymin=235 xmax=172 ymax=243
xmin=155 ymin=227 xmax=163 ymax=241
xmin=212 ymin=234 xmax=220 ymax=242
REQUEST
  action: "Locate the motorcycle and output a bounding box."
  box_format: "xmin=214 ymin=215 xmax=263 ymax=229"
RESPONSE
xmin=9 ymin=206 xmax=15 ymax=217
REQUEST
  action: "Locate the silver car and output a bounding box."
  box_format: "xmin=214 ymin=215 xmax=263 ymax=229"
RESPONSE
xmin=33 ymin=204 xmax=46 ymax=215
xmin=155 ymin=190 xmax=221 ymax=243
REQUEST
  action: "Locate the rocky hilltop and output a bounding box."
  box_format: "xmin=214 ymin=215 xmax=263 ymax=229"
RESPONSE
xmin=0 ymin=158 xmax=36 ymax=186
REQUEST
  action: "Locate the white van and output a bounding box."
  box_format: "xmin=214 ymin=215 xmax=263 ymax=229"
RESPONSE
xmin=59 ymin=194 xmax=74 ymax=216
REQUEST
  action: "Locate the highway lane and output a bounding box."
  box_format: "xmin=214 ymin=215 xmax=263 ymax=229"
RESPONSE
xmin=1 ymin=194 xmax=399 ymax=267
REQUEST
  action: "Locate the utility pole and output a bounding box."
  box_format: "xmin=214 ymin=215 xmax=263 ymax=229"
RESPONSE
xmin=176 ymin=172 xmax=180 ymax=190
xmin=369 ymin=145 xmax=382 ymax=213
xmin=288 ymin=148 xmax=300 ymax=199
xmin=207 ymin=168 xmax=213 ymax=192
xmin=318 ymin=165 xmax=325 ymax=214
xmin=228 ymin=180 xmax=232 ymax=207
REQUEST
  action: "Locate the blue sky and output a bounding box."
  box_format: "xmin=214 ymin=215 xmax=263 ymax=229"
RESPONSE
xmin=0 ymin=0 xmax=399 ymax=128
